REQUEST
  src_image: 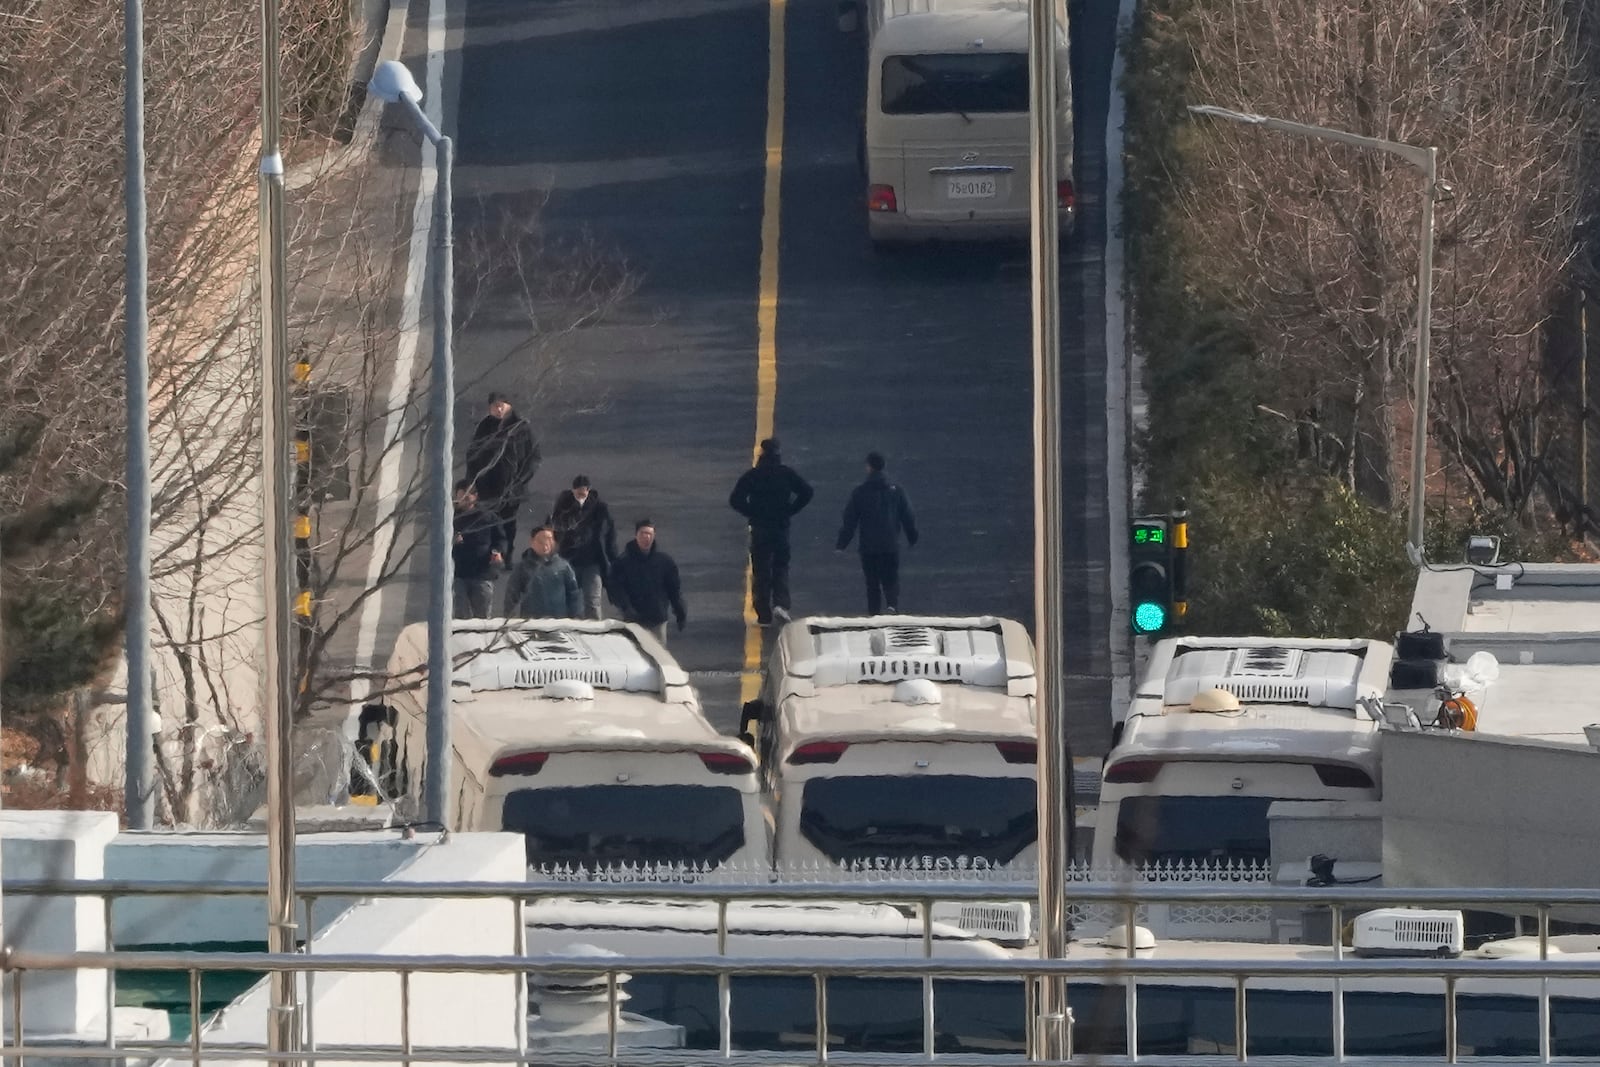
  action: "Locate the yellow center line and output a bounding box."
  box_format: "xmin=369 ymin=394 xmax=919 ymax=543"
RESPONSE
xmin=741 ymin=0 xmax=788 ymax=705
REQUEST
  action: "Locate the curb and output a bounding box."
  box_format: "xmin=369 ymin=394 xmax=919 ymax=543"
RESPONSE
xmin=286 ymin=0 xmax=412 ymax=192
xmin=1105 ymin=0 xmax=1139 ymax=722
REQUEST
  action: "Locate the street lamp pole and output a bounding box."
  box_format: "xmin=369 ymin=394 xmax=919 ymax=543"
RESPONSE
xmin=257 ymin=0 xmax=300 ymax=1056
xmin=123 ymin=0 xmax=156 ymax=828
xmin=369 ymin=61 xmax=455 ymax=830
xmin=1187 ymin=105 xmax=1439 ymax=554
xmin=1027 ymin=0 xmax=1071 ymax=1061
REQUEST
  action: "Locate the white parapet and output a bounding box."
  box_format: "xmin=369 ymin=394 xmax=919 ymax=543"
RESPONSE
xmin=1 ymin=810 xmax=120 ymax=1036
xmin=149 ymin=830 xmax=528 ymax=1067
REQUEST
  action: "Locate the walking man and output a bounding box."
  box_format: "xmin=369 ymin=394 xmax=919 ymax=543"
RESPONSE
xmin=549 ymin=475 xmax=617 ymax=620
xmin=452 ymin=480 xmax=503 ymax=618
xmin=607 ymin=519 xmax=688 ymax=644
xmin=835 ymin=451 xmax=918 ymax=615
xmin=465 ymin=392 xmax=541 ymax=563
xmin=504 ymin=525 xmax=583 ymax=618
xmin=728 ymin=437 xmax=813 ymax=626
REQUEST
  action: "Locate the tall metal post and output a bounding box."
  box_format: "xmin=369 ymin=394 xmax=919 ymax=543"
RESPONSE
xmin=1406 ymin=147 xmax=1438 ymax=552
xmin=1582 ymin=297 xmax=1590 ymax=530
xmin=365 ymin=64 xmax=454 ymax=827
xmin=1027 ymin=0 xmax=1071 ymax=1058
xmin=424 ymin=129 xmax=455 ymax=830
xmin=258 ymin=0 xmax=301 ymax=1054
xmin=122 ymin=0 xmax=156 ymax=829
xmin=1 ymin=532 xmax=6 ymax=945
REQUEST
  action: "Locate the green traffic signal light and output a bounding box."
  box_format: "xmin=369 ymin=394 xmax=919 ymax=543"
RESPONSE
xmin=1132 ymin=599 xmax=1168 ymax=635
xmin=1129 ymin=519 xmax=1174 ymax=636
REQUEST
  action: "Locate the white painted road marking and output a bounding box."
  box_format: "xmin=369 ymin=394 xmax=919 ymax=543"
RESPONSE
xmin=349 ymin=0 xmax=449 ymax=721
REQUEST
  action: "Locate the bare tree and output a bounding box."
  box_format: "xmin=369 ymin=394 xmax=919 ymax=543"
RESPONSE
xmin=1171 ymin=0 xmax=1592 ymax=515
xmin=134 ymin=155 xmax=635 ymax=825
xmin=0 ymin=0 xmax=634 ymax=823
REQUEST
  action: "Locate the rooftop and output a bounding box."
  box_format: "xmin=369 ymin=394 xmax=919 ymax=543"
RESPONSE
xmin=1404 ymin=564 xmax=1600 ymax=746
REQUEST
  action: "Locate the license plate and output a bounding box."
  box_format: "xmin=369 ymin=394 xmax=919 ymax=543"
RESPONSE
xmin=946 ymin=176 xmax=997 ymax=199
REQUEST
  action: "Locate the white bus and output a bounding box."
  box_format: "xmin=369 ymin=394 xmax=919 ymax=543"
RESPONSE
xmin=528 ymin=898 xmax=1600 ymax=1058
xmin=740 ymin=616 xmax=1039 ymax=874
xmin=857 ymin=0 xmax=1074 ymax=248
xmin=367 ymin=620 xmax=766 ymax=874
xmin=1092 ymin=637 xmax=1392 ymax=869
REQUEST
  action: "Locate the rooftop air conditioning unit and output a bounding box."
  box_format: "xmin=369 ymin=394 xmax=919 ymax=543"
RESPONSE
xmin=1351 ymin=909 xmax=1463 ymax=958
xmin=930 ymin=901 xmax=1033 ymax=947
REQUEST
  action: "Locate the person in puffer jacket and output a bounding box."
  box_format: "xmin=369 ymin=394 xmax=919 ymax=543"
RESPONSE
xmin=504 ymin=526 xmax=582 ymax=618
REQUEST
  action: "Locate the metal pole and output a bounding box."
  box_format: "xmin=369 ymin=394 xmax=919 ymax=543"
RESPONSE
xmin=414 ymin=105 xmax=455 ymax=831
xmin=1581 ymin=297 xmax=1589 ymax=532
xmin=1027 ymin=0 xmax=1071 ymax=1058
xmin=1406 ymin=148 xmax=1437 ymax=552
xmin=122 ymin=0 xmax=155 ymax=830
xmin=1 ymin=532 xmax=5 ymax=948
xmin=257 ymin=0 xmax=300 ymax=1054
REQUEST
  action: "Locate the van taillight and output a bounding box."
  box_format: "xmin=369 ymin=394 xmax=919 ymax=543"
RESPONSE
xmin=489 ymin=752 xmax=549 ymax=777
xmin=699 ymin=751 xmax=754 ymax=775
xmin=790 ymin=741 xmax=849 ymax=765
xmin=1314 ymin=763 xmax=1375 ymax=789
xmin=1102 ymin=759 xmax=1162 ymax=784
xmin=868 ymin=184 xmax=898 ymax=213
xmin=1057 ymin=180 xmax=1075 ymax=211
xmin=996 ymin=741 xmax=1037 ymax=764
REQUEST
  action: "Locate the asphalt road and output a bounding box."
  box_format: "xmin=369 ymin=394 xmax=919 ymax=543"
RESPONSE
xmin=420 ymin=0 xmax=1118 ymax=752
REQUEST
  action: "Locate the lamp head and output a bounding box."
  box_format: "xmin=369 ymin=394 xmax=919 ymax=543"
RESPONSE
xmin=369 ymin=60 xmax=423 ymax=105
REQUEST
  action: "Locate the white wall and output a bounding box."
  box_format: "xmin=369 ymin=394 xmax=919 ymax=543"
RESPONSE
xmin=105 ymin=832 xmax=422 ymax=946
xmin=156 ymin=832 xmax=526 ymax=1067
xmin=1 ymin=810 xmax=119 ymax=1035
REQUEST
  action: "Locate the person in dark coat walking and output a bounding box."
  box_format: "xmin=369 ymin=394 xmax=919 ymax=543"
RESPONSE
xmin=452 ymin=480 xmax=504 ymax=618
xmin=728 ymin=438 xmax=814 ymax=626
xmin=549 ymin=475 xmax=617 ymax=620
xmin=835 ymin=451 xmax=918 ymax=615
xmin=606 ymin=519 xmax=687 ymax=644
xmin=465 ymin=392 xmax=541 ymax=563
xmin=504 ymin=526 xmax=583 ymax=618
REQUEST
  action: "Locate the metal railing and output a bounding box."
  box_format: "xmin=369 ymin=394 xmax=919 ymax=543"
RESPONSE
xmin=8 ymin=878 xmax=1600 ymax=1065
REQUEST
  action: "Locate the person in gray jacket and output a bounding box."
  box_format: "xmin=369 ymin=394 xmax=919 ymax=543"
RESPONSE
xmin=504 ymin=526 xmax=582 ymax=618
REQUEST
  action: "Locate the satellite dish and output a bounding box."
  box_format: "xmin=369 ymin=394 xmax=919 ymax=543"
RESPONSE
xmin=1462 ymin=651 xmax=1500 ymax=688
xmin=1190 ymin=687 xmax=1242 ymax=713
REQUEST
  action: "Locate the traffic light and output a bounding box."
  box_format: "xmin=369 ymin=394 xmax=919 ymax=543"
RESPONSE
xmin=1129 ymin=517 xmax=1173 ymax=635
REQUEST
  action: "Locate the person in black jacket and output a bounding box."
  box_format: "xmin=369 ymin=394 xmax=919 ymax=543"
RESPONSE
xmin=606 ymin=519 xmax=687 ymax=644
xmin=728 ymin=438 xmax=814 ymax=626
xmin=549 ymin=475 xmax=618 ymax=620
xmin=465 ymin=392 xmax=541 ymax=564
xmin=451 ymin=481 xmax=504 ymax=618
xmin=835 ymin=451 xmax=918 ymax=615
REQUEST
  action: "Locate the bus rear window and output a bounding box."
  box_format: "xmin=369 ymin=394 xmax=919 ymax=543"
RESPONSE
xmin=881 ymin=53 xmax=1030 ymax=115
xmin=800 ymin=774 xmax=1036 ymax=865
xmin=1113 ymin=795 xmax=1276 ymax=865
xmin=503 ymin=784 xmax=745 ymax=869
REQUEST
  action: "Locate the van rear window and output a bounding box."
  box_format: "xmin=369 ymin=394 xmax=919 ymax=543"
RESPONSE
xmin=881 ymin=53 xmax=1030 ymax=115
xmin=799 ymin=774 xmax=1035 ymax=865
xmin=503 ymin=784 xmax=745 ymax=870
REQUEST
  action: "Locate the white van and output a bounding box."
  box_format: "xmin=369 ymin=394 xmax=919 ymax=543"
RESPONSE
xmin=741 ymin=616 xmax=1039 ymax=874
xmin=1091 ymin=637 xmax=1393 ymax=869
xmin=367 ymin=619 xmax=765 ymax=874
xmin=859 ymin=0 xmax=1073 ymax=247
